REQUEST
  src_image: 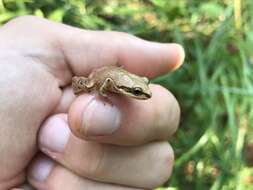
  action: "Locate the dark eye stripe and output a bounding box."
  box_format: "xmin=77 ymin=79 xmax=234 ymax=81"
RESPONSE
xmin=119 ymin=86 xmax=145 ymax=96
xmin=119 ymin=86 xmax=132 ymax=93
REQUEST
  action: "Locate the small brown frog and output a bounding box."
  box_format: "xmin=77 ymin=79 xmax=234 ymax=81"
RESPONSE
xmin=72 ymin=66 xmax=152 ymax=100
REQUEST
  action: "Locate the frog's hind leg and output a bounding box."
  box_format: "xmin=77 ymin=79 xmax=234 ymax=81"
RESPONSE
xmin=72 ymin=76 xmax=92 ymax=95
xmin=99 ymin=78 xmax=115 ymax=97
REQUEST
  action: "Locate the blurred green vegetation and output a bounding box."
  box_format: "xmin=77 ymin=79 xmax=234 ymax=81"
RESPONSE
xmin=1 ymin=0 xmax=253 ymax=189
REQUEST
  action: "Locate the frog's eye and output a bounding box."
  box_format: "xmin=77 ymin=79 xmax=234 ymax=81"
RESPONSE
xmin=133 ymin=87 xmax=143 ymax=95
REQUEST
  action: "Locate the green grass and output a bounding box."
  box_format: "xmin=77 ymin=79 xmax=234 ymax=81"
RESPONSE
xmin=1 ymin=0 xmax=253 ymax=189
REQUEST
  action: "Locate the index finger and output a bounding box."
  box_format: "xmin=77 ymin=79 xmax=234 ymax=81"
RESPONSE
xmin=59 ymin=30 xmax=185 ymax=78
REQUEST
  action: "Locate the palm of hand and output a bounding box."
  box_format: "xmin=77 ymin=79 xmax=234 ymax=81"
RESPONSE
xmin=0 ymin=21 xmax=63 ymax=187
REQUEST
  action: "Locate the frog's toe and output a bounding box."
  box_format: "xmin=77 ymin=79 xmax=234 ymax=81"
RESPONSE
xmin=99 ymin=91 xmax=108 ymax=97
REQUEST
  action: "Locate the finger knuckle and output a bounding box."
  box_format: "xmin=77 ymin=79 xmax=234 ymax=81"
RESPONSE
xmin=106 ymin=31 xmax=140 ymax=47
xmin=84 ymin=145 xmax=107 ymax=178
xmin=110 ymin=31 xmax=134 ymax=39
xmin=153 ymin=85 xmax=181 ymax=139
xmin=150 ymin=142 xmax=174 ymax=188
xmin=8 ymin=15 xmax=39 ymax=24
xmin=166 ymin=90 xmax=181 ymax=136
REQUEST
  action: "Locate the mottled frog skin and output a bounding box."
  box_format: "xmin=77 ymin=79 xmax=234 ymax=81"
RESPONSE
xmin=72 ymin=66 xmax=152 ymax=100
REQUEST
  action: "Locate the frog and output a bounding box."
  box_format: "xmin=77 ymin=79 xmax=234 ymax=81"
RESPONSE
xmin=72 ymin=66 xmax=152 ymax=100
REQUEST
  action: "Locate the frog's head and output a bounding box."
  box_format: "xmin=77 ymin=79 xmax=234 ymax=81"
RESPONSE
xmin=116 ymin=75 xmax=152 ymax=100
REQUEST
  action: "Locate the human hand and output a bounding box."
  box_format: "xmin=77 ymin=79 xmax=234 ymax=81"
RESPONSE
xmin=0 ymin=16 xmax=184 ymax=189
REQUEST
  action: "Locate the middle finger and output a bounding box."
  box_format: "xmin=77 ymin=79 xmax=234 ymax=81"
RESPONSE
xmin=38 ymin=114 xmax=174 ymax=188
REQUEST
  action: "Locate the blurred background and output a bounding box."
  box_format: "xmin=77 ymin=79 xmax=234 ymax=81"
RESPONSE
xmin=0 ymin=0 xmax=252 ymax=189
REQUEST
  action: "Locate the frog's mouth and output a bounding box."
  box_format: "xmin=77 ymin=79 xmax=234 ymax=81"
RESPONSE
xmin=136 ymin=92 xmax=152 ymax=99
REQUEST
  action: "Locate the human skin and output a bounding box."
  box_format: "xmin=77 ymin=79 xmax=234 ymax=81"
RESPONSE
xmin=0 ymin=16 xmax=185 ymax=189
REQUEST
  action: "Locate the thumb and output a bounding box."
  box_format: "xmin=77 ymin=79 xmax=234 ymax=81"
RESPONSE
xmin=68 ymin=94 xmax=121 ymax=138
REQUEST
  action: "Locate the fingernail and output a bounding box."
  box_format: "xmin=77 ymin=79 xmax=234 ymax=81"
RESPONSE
xmin=29 ymin=155 xmax=54 ymax=182
xmin=171 ymin=44 xmax=185 ymax=70
xmin=176 ymin=44 xmax=185 ymax=67
xmin=83 ymin=99 xmax=121 ymax=136
xmin=39 ymin=117 xmax=70 ymax=153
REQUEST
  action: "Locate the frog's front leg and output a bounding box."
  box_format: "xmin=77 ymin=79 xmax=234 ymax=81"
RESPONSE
xmin=99 ymin=78 xmax=115 ymax=97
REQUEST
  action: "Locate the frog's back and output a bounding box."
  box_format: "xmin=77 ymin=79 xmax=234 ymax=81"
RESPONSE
xmin=91 ymin=66 xmax=125 ymax=82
